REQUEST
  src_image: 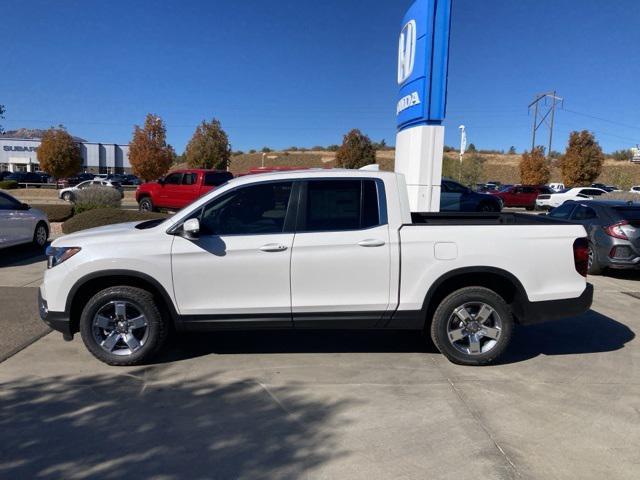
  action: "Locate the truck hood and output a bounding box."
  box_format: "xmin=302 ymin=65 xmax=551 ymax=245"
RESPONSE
xmin=52 ymin=221 xmax=148 ymax=246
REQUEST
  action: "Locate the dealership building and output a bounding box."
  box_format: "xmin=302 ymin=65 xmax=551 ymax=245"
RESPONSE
xmin=0 ymin=137 xmax=131 ymax=174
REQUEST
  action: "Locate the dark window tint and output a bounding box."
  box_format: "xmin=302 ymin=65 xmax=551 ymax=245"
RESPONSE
xmin=548 ymin=202 xmax=576 ymax=219
xmin=442 ymin=180 xmax=467 ymax=194
xmin=199 ymin=182 xmax=292 ymax=235
xmin=0 ymin=192 xmax=20 ymax=210
xmin=612 ymin=206 xmax=640 ymax=221
xmin=539 ymin=187 xmax=552 ymax=194
xmin=182 ymin=173 xmax=197 ymax=185
xmin=572 ymin=205 xmax=597 ymax=220
xmin=522 ymin=187 xmax=536 ymax=193
xmin=164 ymin=173 xmax=182 ymax=185
xmin=304 ymin=180 xmax=380 ymax=231
xmin=204 ymin=171 xmax=233 ymax=187
xmin=580 ymin=188 xmax=605 ymax=196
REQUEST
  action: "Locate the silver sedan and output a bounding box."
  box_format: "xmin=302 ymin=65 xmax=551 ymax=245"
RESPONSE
xmin=0 ymin=191 xmax=49 ymax=249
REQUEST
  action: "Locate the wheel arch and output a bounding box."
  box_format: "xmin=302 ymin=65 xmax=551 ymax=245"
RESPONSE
xmin=66 ymin=270 xmax=178 ymax=334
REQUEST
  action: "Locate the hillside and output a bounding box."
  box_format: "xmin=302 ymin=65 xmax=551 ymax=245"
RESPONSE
xmin=176 ymin=150 xmax=640 ymax=189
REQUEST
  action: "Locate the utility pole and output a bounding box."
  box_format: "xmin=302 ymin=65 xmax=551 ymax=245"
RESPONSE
xmin=458 ymin=125 xmax=466 ymax=181
xmin=528 ymin=91 xmax=563 ymax=156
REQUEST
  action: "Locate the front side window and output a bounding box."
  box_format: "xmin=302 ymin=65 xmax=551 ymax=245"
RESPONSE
xmin=199 ymin=182 xmax=293 ymax=235
xmin=0 ymin=193 xmax=20 ymax=210
xmin=164 ymin=173 xmax=182 ymax=185
xmin=183 ymin=173 xmax=197 ymax=185
xmin=572 ymin=205 xmax=597 ymax=220
xmin=302 ymin=179 xmax=380 ymax=232
xmin=204 ymin=171 xmax=233 ymax=186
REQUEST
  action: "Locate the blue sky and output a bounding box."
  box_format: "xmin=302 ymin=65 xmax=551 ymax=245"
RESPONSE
xmin=1 ymin=0 xmax=639 ymax=153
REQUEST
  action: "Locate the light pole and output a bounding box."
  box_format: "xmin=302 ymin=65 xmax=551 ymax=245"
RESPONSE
xmin=458 ymin=125 xmax=466 ymax=182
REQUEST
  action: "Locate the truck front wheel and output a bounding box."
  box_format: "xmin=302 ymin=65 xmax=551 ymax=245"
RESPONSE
xmin=138 ymin=197 xmax=156 ymax=212
xmin=79 ymin=286 xmax=169 ymax=366
xmin=430 ymin=287 xmax=513 ymax=366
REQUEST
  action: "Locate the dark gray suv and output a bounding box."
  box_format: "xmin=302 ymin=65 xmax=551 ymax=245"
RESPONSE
xmin=548 ymin=200 xmax=640 ymax=274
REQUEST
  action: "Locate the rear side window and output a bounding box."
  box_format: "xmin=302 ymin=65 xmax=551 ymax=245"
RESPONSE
xmin=572 ymin=205 xmax=597 ymax=220
xmin=303 ymin=179 xmax=380 ymax=231
xmin=612 ymin=207 xmax=640 ymax=221
xmin=548 ymin=203 xmax=576 ymax=219
xmin=182 ymin=173 xmax=197 ymax=185
xmin=204 ymin=171 xmax=233 ymax=186
xmin=580 ymin=188 xmax=605 ymax=196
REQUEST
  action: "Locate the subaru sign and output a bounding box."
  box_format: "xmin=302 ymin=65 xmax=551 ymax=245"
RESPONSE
xmin=397 ymin=0 xmax=452 ymax=131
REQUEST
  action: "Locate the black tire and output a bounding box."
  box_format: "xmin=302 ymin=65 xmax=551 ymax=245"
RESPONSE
xmin=138 ymin=197 xmax=155 ymax=212
xmin=477 ymin=201 xmax=499 ymax=213
xmin=62 ymin=191 xmax=73 ymax=202
xmin=588 ymin=243 xmax=603 ymax=275
xmin=430 ymin=286 xmax=513 ymax=366
xmin=32 ymin=221 xmax=48 ymax=248
xmin=79 ymin=286 xmax=169 ymax=366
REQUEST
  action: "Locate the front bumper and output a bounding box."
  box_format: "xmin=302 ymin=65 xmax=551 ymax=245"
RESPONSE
xmin=514 ymin=283 xmax=593 ymax=325
xmin=38 ymin=288 xmax=73 ymax=340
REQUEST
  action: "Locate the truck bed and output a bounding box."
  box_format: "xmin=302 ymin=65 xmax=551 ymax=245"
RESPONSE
xmin=409 ymin=211 xmax=565 ymax=226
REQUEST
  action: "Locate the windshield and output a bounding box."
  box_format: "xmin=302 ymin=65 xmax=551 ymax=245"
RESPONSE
xmin=613 ymin=206 xmax=640 ymax=221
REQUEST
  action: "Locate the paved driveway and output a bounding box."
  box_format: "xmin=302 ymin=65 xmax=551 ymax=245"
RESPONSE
xmin=0 ymin=265 xmax=638 ymax=479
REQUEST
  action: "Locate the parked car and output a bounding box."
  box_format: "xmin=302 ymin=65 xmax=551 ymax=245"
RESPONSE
xmin=57 ymin=173 xmax=94 ymax=188
xmin=0 ymin=171 xmax=13 ymax=181
xmin=0 ymin=191 xmax=49 ymax=249
xmin=630 ymin=186 xmax=640 ymax=194
xmin=136 ymin=169 xmax=233 ymax=211
xmin=39 ymin=169 xmax=591 ymax=366
xmin=441 ymin=179 xmax=502 ymax=212
xmin=536 ymin=187 xmax=607 ymax=210
xmin=5 ymin=171 xmax=46 ymax=185
xmin=58 ymin=179 xmax=124 ymax=202
xmin=548 ymin=200 xmax=640 ymax=274
xmin=548 ymin=183 xmax=565 ymax=192
xmin=489 ymin=185 xmax=552 ymax=210
xmin=121 ymin=174 xmax=141 ymax=186
xmin=591 ymin=183 xmax=619 ymax=193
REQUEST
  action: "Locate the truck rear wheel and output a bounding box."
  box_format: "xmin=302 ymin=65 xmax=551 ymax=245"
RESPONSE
xmin=430 ymin=286 xmax=513 ymax=366
xmin=79 ymin=286 xmax=169 ymax=366
xmin=138 ymin=197 xmax=156 ymax=212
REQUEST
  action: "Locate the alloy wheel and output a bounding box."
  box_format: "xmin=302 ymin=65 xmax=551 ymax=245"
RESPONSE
xmin=92 ymin=301 xmax=149 ymax=356
xmin=35 ymin=225 xmax=48 ymax=247
xmin=446 ymin=302 xmax=502 ymax=355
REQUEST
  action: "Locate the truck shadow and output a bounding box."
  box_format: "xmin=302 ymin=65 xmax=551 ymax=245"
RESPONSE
xmin=157 ymin=310 xmax=634 ymax=365
xmin=501 ymin=309 xmax=635 ymax=364
xmin=0 ymin=369 xmax=353 ymax=479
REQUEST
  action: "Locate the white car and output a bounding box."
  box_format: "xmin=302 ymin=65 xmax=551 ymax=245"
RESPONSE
xmin=40 ymin=169 xmax=592 ymax=367
xmin=548 ymin=183 xmax=565 ymax=192
xmin=630 ymin=186 xmax=640 ymax=194
xmin=536 ymin=187 xmax=608 ymax=210
xmin=59 ymin=180 xmax=124 ymax=202
xmin=0 ymin=191 xmax=49 ymax=249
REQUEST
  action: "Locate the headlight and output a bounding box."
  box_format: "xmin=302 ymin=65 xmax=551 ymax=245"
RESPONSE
xmin=46 ymin=246 xmax=81 ymax=269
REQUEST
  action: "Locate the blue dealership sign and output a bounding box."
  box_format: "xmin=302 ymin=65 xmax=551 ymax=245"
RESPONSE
xmin=396 ymin=0 xmax=452 ymax=131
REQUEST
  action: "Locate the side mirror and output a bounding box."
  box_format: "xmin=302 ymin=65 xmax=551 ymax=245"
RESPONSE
xmin=20 ymin=202 xmax=30 ymax=211
xmin=158 ymin=178 xmax=165 ymax=186
xmin=182 ymin=218 xmax=200 ymax=239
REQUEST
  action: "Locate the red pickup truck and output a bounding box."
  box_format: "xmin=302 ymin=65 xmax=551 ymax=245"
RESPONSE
xmin=136 ymin=169 xmax=233 ymax=211
xmin=489 ymin=185 xmax=552 ymax=210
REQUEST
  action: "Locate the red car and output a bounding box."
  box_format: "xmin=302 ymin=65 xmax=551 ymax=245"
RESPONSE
xmin=490 ymin=185 xmax=552 ymax=210
xmin=136 ymin=169 xmax=233 ymax=211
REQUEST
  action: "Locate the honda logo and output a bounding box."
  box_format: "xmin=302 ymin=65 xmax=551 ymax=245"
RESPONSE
xmin=397 ymin=19 xmax=416 ymax=84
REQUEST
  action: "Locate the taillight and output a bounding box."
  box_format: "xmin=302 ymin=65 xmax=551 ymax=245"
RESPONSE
xmin=573 ymin=238 xmax=589 ymax=277
xmin=604 ymin=221 xmax=629 ymax=240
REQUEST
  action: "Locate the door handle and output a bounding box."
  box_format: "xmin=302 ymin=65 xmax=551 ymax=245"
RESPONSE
xmin=358 ymin=239 xmax=385 ymax=247
xmin=259 ymin=243 xmax=288 ymax=252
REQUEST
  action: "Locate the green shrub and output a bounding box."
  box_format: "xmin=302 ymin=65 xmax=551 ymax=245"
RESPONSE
xmin=73 ymin=186 xmax=122 ymax=214
xmin=31 ymin=203 xmax=74 ymax=222
xmin=62 ymin=208 xmax=168 ymax=234
xmin=0 ymin=180 xmax=18 ymax=189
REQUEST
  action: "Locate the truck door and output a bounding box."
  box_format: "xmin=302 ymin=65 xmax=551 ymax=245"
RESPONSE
xmin=290 ymin=179 xmax=391 ymax=327
xmin=171 ymin=181 xmax=295 ymax=324
xmin=179 ymin=172 xmax=200 ymax=207
xmin=157 ymin=172 xmax=183 ymax=209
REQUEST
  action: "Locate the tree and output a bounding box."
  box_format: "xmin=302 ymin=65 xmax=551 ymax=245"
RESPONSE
xmin=459 ymin=152 xmax=485 ymax=186
xmin=261 ymin=147 xmax=272 ymax=153
xmin=184 ymin=119 xmax=231 ymax=170
xmin=0 ymin=104 xmax=5 ymax=133
xmin=610 ymin=149 xmax=632 ymax=162
xmin=128 ymin=114 xmax=175 ymax=181
xmin=467 ymin=143 xmax=477 ymax=152
xmin=508 ymin=146 xmax=516 ymax=155
xmin=519 ymin=147 xmax=550 ymax=185
xmin=37 ymin=127 xmax=83 ymax=179
xmin=560 ymin=130 xmax=605 ymax=187
xmin=335 ymin=129 xmax=376 ymax=169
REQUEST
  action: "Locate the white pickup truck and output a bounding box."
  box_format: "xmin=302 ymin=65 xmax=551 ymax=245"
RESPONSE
xmin=39 ymin=169 xmax=593 ymax=366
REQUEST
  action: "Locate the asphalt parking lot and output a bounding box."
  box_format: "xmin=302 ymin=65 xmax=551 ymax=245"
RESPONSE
xmin=0 ymin=246 xmax=639 ymax=479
